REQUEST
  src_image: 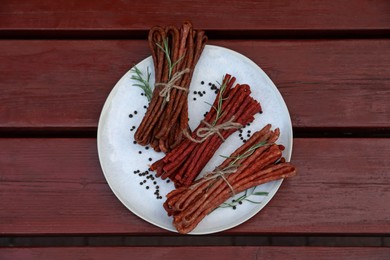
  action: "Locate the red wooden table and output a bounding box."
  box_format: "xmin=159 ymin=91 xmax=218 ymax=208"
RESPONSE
xmin=1 ymin=1 xmax=390 ymax=259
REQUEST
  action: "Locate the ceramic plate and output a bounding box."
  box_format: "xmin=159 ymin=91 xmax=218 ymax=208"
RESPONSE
xmin=97 ymin=45 xmax=292 ymax=234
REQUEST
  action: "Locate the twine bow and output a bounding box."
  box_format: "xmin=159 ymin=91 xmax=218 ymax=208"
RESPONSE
xmin=184 ymin=116 xmax=242 ymax=143
xmin=191 ymin=164 xmax=238 ymax=195
xmin=156 ymin=68 xmax=190 ymax=102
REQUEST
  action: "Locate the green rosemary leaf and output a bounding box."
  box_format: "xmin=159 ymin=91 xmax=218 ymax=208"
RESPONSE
xmin=252 ymin=192 xmax=269 ymax=196
xmin=155 ymin=42 xmax=164 ymax=51
xmin=130 ymin=66 xmax=153 ymax=101
xmin=172 ymin=54 xmax=185 ymax=68
xmin=243 ymin=199 xmax=262 ymax=204
xmin=204 ymin=101 xmax=213 ymax=107
xmin=219 ymin=202 xmax=235 ymax=208
xmin=203 ymin=101 xmax=218 ymax=114
xmin=219 ymin=155 xmax=231 ymax=159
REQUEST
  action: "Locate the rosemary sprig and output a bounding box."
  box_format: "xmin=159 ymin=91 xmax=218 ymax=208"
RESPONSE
xmin=219 ymin=188 xmax=268 ymax=209
xmin=213 ymin=78 xmax=228 ymax=125
xmin=130 ymin=66 xmax=153 ymax=102
xmin=204 ymin=76 xmax=229 ymax=126
xmin=155 ymin=38 xmax=184 ymax=79
xmin=223 ymin=140 xmax=270 ymax=167
xmin=217 ymin=140 xmax=272 ymax=209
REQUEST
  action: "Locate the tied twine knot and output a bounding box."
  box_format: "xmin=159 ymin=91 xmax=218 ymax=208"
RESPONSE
xmin=156 ymin=68 xmax=190 ymax=102
xmin=191 ymin=164 xmax=238 ymax=195
xmin=184 ymin=116 xmax=242 ymax=143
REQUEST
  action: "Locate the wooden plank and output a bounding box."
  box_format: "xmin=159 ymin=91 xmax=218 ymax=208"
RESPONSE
xmin=1 ymin=247 xmax=390 ymax=260
xmin=0 ymin=138 xmax=389 ymax=235
xmin=0 ymin=40 xmax=389 ymax=129
xmin=1 ymin=0 xmax=389 ymax=35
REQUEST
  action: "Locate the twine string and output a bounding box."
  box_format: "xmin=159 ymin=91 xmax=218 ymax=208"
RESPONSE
xmin=183 ymin=116 xmax=242 ymax=143
xmin=190 ymin=164 xmax=238 ymax=195
xmin=156 ymin=68 xmax=190 ymax=102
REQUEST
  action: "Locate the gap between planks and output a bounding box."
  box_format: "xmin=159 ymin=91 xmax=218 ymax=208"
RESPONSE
xmin=1 ymin=29 xmax=390 ymax=40
xmin=0 ymin=235 xmax=387 ymax=247
xmin=0 ymin=127 xmax=389 ymax=138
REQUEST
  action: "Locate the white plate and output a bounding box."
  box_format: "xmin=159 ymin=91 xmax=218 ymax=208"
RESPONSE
xmin=97 ymin=45 xmax=293 ymax=234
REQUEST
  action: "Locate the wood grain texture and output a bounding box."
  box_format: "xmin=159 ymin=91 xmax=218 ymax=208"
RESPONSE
xmin=0 ymin=138 xmax=389 ymax=235
xmin=1 ymin=246 xmax=390 ymax=260
xmin=1 ymin=0 xmax=389 ymax=34
xmin=0 ymin=40 xmax=389 ymax=129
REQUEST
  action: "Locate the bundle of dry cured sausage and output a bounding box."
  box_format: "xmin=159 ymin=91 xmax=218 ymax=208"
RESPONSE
xmin=151 ymin=74 xmax=262 ymax=187
xmin=134 ymin=21 xmax=207 ymax=152
xmin=163 ymin=124 xmax=297 ymax=234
